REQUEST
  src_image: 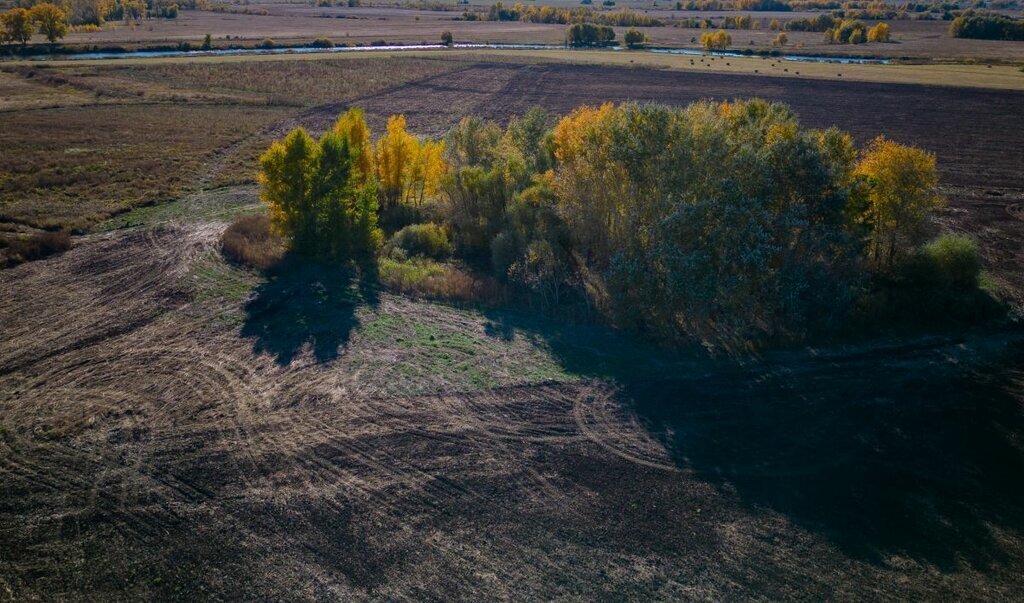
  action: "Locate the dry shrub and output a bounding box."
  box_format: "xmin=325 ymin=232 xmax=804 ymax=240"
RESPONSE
xmin=379 ymin=257 xmax=504 ymax=304
xmin=220 ymin=214 xmax=284 ymax=269
xmin=1 ymin=231 xmax=72 ymax=267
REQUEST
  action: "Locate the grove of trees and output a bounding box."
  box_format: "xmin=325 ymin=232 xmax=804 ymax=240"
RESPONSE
xmin=566 ymin=22 xmax=616 ymax=46
xmin=2 ymin=0 xmax=186 ymax=47
xmin=258 ymin=109 xmax=383 ymax=260
xmin=484 ymin=2 xmax=662 ymax=26
xmin=1 ymin=8 xmax=35 ymax=46
xmin=949 ymin=12 xmax=1024 ymax=40
xmin=701 ymin=29 xmax=732 ymax=49
xmin=257 ymin=101 xmax=989 ymax=348
xmin=1 ymin=3 xmax=72 ymax=46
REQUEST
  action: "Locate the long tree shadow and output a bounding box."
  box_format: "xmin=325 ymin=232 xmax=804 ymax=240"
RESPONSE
xmin=241 ymin=256 xmax=379 ymax=365
xmin=483 ymin=307 xmax=1024 ymax=571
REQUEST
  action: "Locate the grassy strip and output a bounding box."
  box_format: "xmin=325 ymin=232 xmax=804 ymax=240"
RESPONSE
xmin=15 ymin=48 xmax=1023 ymax=90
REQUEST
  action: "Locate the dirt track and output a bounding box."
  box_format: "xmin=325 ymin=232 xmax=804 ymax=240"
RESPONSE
xmin=3 ymin=64 xmax=1024 ymax=600
xmin=2 ymin=209 xmax=1024 ymax=599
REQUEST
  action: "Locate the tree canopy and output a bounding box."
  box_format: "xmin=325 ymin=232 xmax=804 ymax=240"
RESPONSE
xmin=256 ymin=101 xmax=962 ymax=348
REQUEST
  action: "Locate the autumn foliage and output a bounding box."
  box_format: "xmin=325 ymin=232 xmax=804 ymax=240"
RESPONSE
xmin=855 ymin=136 xmax=943 ymax=271
xmin=258 ymin=109 xmax=383 ymax=261
xmin=700 ymin=29 xmax=732 ymax=50
xmin=257 ymin=102 xmax=978 ymax=346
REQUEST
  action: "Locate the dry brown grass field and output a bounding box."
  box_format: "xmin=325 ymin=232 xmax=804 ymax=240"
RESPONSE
xmin=2 ymin=49 xmax=1024 ymax=600
xmin=0 ymin=55 xmax=467 ymax=243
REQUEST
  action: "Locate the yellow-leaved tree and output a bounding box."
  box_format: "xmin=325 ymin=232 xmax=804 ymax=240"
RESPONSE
xmin=258 ymin=109 xmax=383 ymax=260
xmin=855 ymin=136 xmax=944 ymax=271
xmin=408 ymin=140 xmax=447 ymax=207
xmin=332 ymin=107 xmax=374 ymax=183
xmin=700 ymin=29 xmax=731 ymax=51
xmin=867 ymin=22 xmax=890 ymax=43
xmin=1 ymin=8 xmax=34 ymax=46
xmin=375 ymin=114 xmax=447 ymax=208
xmin=376 ymin=115 xmax=418 ymax=208
xmin=551 ymin=103 xmax=626 ymax=262
xmin=30 ymin=3 xmax=67 ymax=44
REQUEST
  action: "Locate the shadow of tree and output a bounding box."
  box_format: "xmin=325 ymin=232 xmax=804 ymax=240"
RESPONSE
xmin=241 ymin=256 xmax=379 ymax=365
xmin=483 ymin=307 xmax=1024 ymax=571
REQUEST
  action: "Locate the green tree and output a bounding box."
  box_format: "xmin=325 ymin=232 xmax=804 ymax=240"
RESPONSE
xmin=566 ymin=22 xmax=615 ymax=46
xmin=623 ymin=27 xmax=647 ymax=48
xmin=258 ymin=117 xmax=382 ymax=261
xmin=1 ymin=8 xmax=34 ymax=46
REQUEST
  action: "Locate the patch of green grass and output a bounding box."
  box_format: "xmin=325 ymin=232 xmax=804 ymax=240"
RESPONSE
xmin=351 ymin=297 xmax=576 ymax=394
xmin=358 ymin=313 xmax=407 ymax=343
xmin=97 ymin=186 xmax=262 ymax=232
xmin=184 ymin=252 xmax=263 ymax=329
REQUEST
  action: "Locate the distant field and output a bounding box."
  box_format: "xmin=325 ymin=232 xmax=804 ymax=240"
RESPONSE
xmin=33 ymin=3 xmax=1024 ymax=62
xmin=0 ymin=55 xmax=466 ymax=239
xmin=0 ymin=104 xmax=287 ymax=232
xmin=460 ymin=47 xmax=1024 ymax=89
xmin=24 ymin=46 xmax=1024 ymax=89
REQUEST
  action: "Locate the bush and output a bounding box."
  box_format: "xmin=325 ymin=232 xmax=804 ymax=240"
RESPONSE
xmin=387 ymin=223 xmax=453 ymax=260
xmin=1 ymin=231 xmax=71 ymax=267
xmin=259 ymin=38 xmax=275 ymax=48
xmin=916 ymin=234 xmax=983 ymax=290
xmin=220 ymin=214 xmax=285 ymax=269
xmin=379 ymin=257 xmax=503 ymax=303
xmin=623 ymin=28 xmax=647 ymax=48
xmin=857 ymin=234 xmax=1001 ymax=329
xmin=312 ymin=37 xmax=334 ymax=48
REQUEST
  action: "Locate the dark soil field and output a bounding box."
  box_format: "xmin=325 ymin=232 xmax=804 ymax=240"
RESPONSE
xmin=2 ymin=210 xmax=1023 ymax=601
xmin=2 ymin=57 xmax=1024 ymax=600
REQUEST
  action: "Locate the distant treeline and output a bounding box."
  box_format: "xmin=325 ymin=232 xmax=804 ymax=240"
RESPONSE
xmin=462 ymin=2 xmax=664 ymax=26
xmin=8 ymin=0 xmax=197 ymax=26
xmin=672 ymin=0 xmax=1020 ymax=16
xmin=950 ymin=11 xmax=1024 ymax=39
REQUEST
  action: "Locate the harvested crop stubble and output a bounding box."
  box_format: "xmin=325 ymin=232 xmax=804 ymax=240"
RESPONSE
xmin=0 ymin=105 xmax=288 ymax=232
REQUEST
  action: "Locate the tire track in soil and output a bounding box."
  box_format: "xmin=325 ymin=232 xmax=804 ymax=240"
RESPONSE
xmin=0 ymin=225 xmax=216 ymax=377
xmin=572 ymin=386 xmax=680 ymax=474
xmin=0 ymin=62 xmax=695 ymax=597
